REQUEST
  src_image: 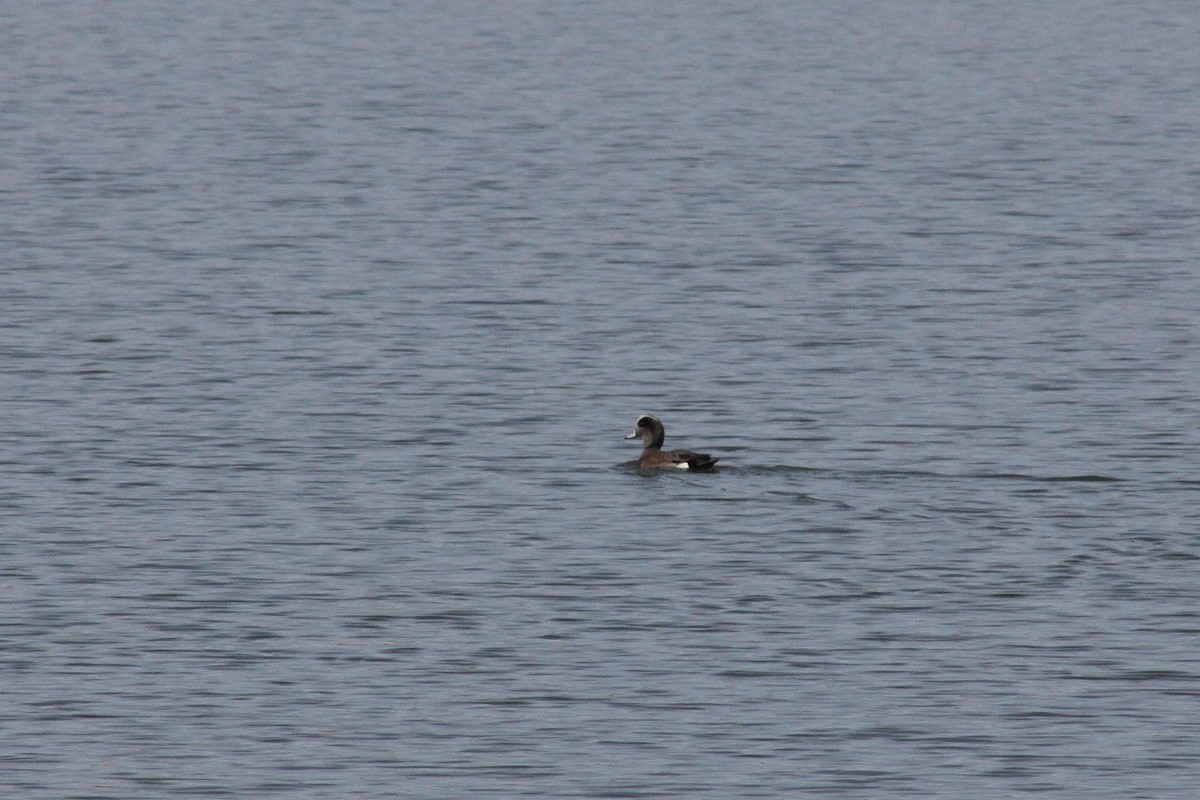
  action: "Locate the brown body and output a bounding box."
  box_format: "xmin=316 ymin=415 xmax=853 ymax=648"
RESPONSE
xmin=626 ymin=415 xmax=719 ymax=470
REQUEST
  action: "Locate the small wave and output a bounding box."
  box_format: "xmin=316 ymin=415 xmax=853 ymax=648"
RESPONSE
xmin=968 ymin=472 xmax=1123 ymax=484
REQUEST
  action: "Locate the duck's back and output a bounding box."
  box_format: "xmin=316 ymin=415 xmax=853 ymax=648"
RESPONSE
xmin=640 ymin=448 xmax=718 ymax=470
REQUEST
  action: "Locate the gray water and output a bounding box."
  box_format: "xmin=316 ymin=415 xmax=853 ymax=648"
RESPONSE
xmin=3 ymin=1 xmax=1199 ymax=797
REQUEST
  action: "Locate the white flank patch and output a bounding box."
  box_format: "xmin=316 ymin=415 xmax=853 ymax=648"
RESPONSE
xmin=675 ymin=462 xmax=690 ymax=469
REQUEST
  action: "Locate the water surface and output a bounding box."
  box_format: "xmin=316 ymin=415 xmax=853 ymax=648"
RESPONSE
xmin=3 ymin=1 xmax=1199 ymax=797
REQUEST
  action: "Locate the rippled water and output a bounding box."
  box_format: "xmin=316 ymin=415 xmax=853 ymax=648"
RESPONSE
xmin=3 ymin=1 xmax=1199 ymax=797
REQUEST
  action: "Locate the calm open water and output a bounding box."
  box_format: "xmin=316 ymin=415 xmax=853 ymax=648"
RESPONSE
xmin=3 ymin=1 xmax=1199 ymax=797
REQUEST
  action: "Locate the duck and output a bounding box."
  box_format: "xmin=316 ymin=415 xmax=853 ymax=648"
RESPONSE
xmin=625 ymin=414 xmax=719 ymax=470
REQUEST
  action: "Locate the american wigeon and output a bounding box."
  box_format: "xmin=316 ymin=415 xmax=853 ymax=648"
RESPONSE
xmin=625 ymin=414 xmax=719 ymax=470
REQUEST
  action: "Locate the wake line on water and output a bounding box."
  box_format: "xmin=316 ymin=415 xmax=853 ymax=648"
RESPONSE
xmin=615 ymin=462 xmax=1126 ymax=484
xmin=710 ymin=465 xmax=1124 ymax=484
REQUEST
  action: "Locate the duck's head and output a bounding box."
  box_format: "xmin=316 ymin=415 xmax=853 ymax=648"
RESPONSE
xmin=625 ymin=414 xmax=665 ymax=449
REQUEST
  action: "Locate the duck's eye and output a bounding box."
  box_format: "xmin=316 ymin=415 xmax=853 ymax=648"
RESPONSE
xmin=637 ymin=417 xmax=653 ymax=427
